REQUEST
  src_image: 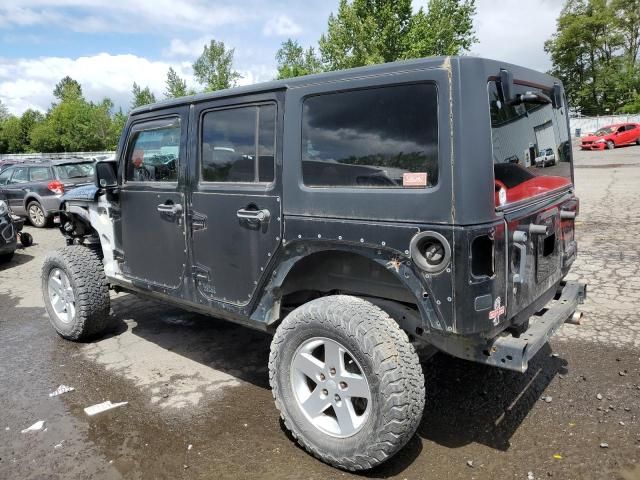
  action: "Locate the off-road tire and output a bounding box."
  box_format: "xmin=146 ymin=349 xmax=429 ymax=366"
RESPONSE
xmin=41 ymin=245 xmax=111 ymax=341
xmin=269 ymin=295 xmax=425 ymax=471
xmin=27 ymin=201 xmax=49 ymax=228
xmin=606 ymin=140 xmax=615 ymax=150
xmin=0 ymin=252 xmax=14 ymax=263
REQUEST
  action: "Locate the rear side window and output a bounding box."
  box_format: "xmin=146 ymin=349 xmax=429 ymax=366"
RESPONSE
xmin=301 ymin=83 xmax=439 ymax=188
xmin=200 ymin=103 xmax=276 ymax=183
xmin=30 ymin=167 xmax=52 ymax=182
xmin=125 ymin=119 xmax=181 ymax=182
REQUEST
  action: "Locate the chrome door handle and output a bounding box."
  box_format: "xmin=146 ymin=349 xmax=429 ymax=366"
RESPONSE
xmin=236 ymin=208 xmax=270 ymax=223
xmin=157 ymin=203 xmax=183 ymax=216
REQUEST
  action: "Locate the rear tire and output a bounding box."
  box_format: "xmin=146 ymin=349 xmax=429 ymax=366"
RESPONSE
xmin=41 ymin=245 xmax=111 ymax=341
xmin=269 ymin=295 xmax=425 ymax=471
xmin=27 ymin=201 xmax=48 ymax=228
xmin=606 ymin=140 xmax=615 ymax=150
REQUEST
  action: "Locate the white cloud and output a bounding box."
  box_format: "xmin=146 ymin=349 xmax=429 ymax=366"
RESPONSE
xmin=0 ymin=54 xmax=196 ymax=115
xmin=0 ymin=1 xmax=251 ymax=33
xmin=164 ymin=37 xmax=211 ymax=58
xmin=263 ymin=14 xmax=302 ymax=37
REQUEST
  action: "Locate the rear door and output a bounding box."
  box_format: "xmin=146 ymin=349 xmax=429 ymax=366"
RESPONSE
xmin=3 ymin=166 xmax=30 ymax=214
xmin=189 ymin=93 xmax=282 ymax=306
xmin=118 ymin=109 xmax=189 ymax=290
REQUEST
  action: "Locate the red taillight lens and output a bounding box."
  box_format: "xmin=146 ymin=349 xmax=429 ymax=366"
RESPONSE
xmin=47 ymin=180 xmax=64 ymax=195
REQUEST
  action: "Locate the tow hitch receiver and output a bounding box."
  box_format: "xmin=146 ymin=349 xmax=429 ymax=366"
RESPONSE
xmin=481 ymin=281 xmax=587 ymax=373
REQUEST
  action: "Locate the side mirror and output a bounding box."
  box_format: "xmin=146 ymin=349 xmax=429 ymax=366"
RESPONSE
xmin=552 ymin=84 xmax=563 ymax=109
xmin=95 ymin=161 xmax=118 ymax=190
xmin=499 ymin=69 xmax=514 ymax=104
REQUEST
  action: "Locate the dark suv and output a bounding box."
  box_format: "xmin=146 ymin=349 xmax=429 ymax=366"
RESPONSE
xmin=0 ymin=159 xmax=95 ymax=227
xmin=41 ymin=56 xmax=586 ymax=471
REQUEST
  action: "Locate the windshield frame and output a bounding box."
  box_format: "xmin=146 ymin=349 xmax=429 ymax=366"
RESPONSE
xmin=487 ymin=79 xmax=574 ymax=212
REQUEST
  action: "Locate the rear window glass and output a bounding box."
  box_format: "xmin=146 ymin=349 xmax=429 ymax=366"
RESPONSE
xmin=488 ymin=81 xmax=572 ymax=207
xmin=55 ymin=162 xmax=95 ymax=180
xmin=301 ymin=83 xmax=438 ymax=188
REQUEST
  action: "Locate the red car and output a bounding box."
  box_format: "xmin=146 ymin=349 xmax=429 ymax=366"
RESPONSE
xmin=581 ymin=123 xmax=640 ymax=150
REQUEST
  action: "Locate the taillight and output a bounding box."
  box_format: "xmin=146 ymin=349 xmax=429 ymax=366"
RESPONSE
xmin=47 ymin=180 xmax=64 ymax=195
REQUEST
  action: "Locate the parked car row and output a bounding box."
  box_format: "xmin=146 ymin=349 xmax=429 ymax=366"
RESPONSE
xmin=580 ymin=123 xmax=640 ymax=150
xmin=0 ymin=158 xmax=96 ymax=227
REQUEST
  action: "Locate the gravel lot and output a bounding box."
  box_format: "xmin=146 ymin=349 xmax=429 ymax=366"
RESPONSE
xmin=1 ymin=144 xmax=639 ymax=480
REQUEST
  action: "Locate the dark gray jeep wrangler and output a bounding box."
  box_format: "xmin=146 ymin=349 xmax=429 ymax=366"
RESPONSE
xmin=41 ymin=56 xmax=586 ymax=471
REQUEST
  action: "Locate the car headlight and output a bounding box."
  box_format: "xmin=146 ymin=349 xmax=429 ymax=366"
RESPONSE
xmin=595 ymin=139 xmax=606 ymax=143
xmin=0 ymin=200 xmax=7 ymax=216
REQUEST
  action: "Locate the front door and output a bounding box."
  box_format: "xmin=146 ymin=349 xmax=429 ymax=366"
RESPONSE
xmin=189 ymin=97 xmax=282 ymax=305
xmin=119 ymin=110 xmax=189 ymax=290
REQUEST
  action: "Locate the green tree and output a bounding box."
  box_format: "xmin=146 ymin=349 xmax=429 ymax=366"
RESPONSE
xmin=545 ymin=0 xmax=640 ymax=115
xmin=403 ymin=0 xmax=477 ymax=58
xmin=276 ymin=39 xmax=324 ymax=79
xmin=0 ymin=116 xmax=24 ymax=153
xmin=319 ymin=0 xmax=413 ymax=70
xmin=20 ymin=109 xmax=44 ymax=151
xmin=165 ymin=67 xmax=189 ymax=98
xmin=317 ymin=0 xmax=476 ymax=71
xmin=53 ymin=76 xmax=83 ymax=101
xmin=131 ymin=82 xmax=157 ymax=109
xmin=0 ymin=99 xmax=9 ymax=120
xmin=109 ymin=109 xmax=127 ymax=149
xmin=192 ymin=39 xmax=241 ymax=91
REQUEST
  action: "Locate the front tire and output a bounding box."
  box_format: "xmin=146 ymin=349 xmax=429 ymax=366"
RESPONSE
xmin=41 ymin=246 xmax=111 ymax=341
xmin=606 ymin=140 xmax=615 ymax=150
xmin=27 ymin=201 xmax=48 ymax=228
xmin=269 ymin=295 xmax=425 ymax=471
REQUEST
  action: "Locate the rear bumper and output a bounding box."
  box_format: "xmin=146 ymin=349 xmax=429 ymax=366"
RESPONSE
xmin=580 ymin=143 xmax=606 ymax=150
xmin=0 ymin=214 xmax=17 ymax=253
xmin=40 ymin=195 xmax=63 ymax=215
xmin=484 ymin=281 xmax=586 ymax=372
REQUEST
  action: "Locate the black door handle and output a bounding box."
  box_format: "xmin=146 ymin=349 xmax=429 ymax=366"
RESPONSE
xmin=237 ymin=208 xmax=270 ymax=223
xmin=157 ymin=203 xmax=183 ymax=216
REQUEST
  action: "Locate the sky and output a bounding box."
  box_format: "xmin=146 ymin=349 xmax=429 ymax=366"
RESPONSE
xmin=0 ymin=0 xmax=563 ymax=116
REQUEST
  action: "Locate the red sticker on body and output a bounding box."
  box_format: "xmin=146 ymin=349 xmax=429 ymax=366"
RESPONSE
xmin=402 ymin=172 xmax=427 ymax=187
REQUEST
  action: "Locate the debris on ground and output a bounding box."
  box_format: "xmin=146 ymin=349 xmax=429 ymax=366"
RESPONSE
xmin=596 ymin=393 xmax=603 ymax=400
xmin=466 ymin=460 xmax=474 ymax=468
xmin=49 ymin=385 xmax=75 ymax=397
xmin=527 ymin=472 xmax=535 ymax=480
xmin=187 ymin=444 xmax=193 ymax=451
xmin=21 ymin=420 xmax=46 ymax=433
xmin=54 ymin=441 xmax=64 ymax=449
xmin=543 ymin=396 xmax=553 ymax=403
xmin=553 ymin=454 xmax=563 ymax=460
xmin=600 ymin=443 xmax=609 ymax=449
xmin=84 ymin=401 xmax=128 ymax=416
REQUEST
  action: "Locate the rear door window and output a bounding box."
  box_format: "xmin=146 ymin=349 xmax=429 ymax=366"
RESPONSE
xmin=9 ymin=167 xmax=29 ymax=184
xmin=301 ymin=83 xmax=438 ymax=188
xmin=200 ymin=103 xmax=276 ymax=183
xmin=0 ymin=168 xmax=13 ymax=185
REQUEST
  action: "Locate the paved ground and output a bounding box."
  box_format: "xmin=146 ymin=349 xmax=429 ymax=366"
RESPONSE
xmin=1 ymin=145 xmax=640 ymax=480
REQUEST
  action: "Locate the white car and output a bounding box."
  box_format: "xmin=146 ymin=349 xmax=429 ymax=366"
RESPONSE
xmin=534 ymin=148 xmax=556 ymax=167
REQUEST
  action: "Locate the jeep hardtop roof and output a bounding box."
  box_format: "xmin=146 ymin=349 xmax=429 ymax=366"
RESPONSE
xmin=131 ymin=56 xmax=562 ymax=115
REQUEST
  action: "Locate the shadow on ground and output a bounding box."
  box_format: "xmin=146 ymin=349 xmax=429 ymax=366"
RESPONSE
xmin=105 ymin=293 xmax=566 ymax=475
